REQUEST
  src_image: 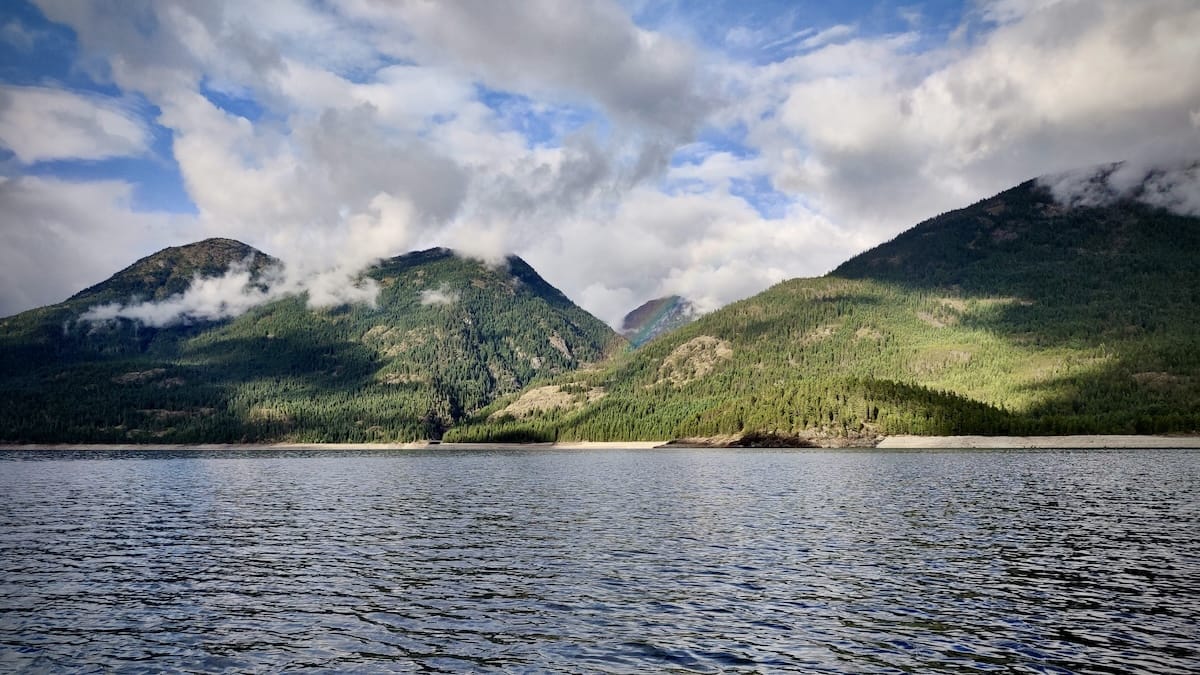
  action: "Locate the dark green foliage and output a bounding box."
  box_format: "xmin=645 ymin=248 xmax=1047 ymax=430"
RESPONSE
xmin=450 ymin=181 xmax=1200 ymax=441
xmin=0 ymin=244 xmax=622 ymax=443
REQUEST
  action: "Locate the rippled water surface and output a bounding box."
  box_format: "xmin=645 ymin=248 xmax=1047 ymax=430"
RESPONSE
xmin=1 ymin=447 xmax=1197 ymax=673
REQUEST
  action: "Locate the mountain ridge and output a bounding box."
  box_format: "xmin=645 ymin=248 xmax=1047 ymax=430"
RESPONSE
xmin=0 ymin=243 xmax=624 ymax=442
xmin=448 ymin=172 xmax=1200 ymax=442
xmin=69 ymin=237 xmax=277 ymax=307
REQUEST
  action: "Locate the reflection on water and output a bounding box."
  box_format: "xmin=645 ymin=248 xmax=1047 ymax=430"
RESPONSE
xmin=0 ymin=448 xmax=1197 ymax=673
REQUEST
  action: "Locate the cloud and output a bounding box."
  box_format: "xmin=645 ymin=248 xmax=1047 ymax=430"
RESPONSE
xmin=1 ymin=20 xmax=43 ymax=51
xmin=0 ymin=176 xmax=188 ymax=317
xmin=418 ymin=284 xmax=460 ymax=307
xmin=733 ymin=0 xmax=1200 ymax=241
xmin=521 ymin=186 xmax=868 ymax=326
xmin=0 ymin=85 xmax=150 ymax=163
xmin=341 ymin=0 xmax=713 ymax=140
xmin=7 ymin=0 xmax=1199 ymax=331
xmin=797 ymin=24 xmax=856 ymax=51
xmin=1040 ymin=159 xmax=1200 ymax=216
xmin=19 ymin=0 xmax=719 ymax=326
xmin=80 ymin=260 xmax=282 ymax=326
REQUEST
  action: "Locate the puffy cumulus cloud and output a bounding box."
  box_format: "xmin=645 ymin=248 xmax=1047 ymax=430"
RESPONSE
xmin=338 ymin=0 xmax=713 ymax=140
xmin=0 ymin=176 xmax=189 ymax=317
xmin=11 ymin=0 xmax=1199 ymax=330
xmin=521 ymin=186 xmax=870 ymax=326
xmin=0 ymin=85 xmax=150 ymax=163
xmin=733 ymin=0 xmax=1200 ymax=242
xmin=21 ymin=0 xmax=719 ymax=326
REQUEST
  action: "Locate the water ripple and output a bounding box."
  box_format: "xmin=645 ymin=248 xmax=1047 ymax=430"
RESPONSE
xmin=1 ymin=448 xmax=1197 ymax=673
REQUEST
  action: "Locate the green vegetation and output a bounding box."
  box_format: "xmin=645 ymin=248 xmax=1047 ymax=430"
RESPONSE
xmin=0 ymin=243 xmax=621 ymax=442
xmin=4 ymin=177 xmax=1199 ymax=445
xmin=448 ymin=181 xmax=1200 ymax=442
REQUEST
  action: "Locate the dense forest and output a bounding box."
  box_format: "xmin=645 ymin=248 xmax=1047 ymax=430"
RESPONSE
xmin=448 ymin=179 xmax=1200 ymax=442
xmin=0 ymin=243 xmax=622 ymax=442
xmin=3 ymin=174 xmax=1199 ymax=444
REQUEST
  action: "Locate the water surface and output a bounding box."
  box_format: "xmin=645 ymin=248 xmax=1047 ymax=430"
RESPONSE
xmin=1 ymin=447 xmax=1197 ymax=673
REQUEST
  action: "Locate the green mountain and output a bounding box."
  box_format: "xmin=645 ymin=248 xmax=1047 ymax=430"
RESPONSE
xmin=72 ymin=237 xmax=278 ymax=306
xmin=621 ymin=295 xmax=698 ymax=347
xmin=0 ymin=242 xmax=622 ymax=443
xmin=448 ymin=176 xmax=1200 ymax=443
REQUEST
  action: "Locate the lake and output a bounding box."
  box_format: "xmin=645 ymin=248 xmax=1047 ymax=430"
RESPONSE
xmin=0 ymin=447 xmax=1196 ymax=673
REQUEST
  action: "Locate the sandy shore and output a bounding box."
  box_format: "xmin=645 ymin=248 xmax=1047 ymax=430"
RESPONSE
xmin=876 ymin=435 xmax=1200 ymax=448
xmin=0 ymin=441 xmax=669 ymax=451
xmin=4 ymin=437 xmax=1198 ymax=451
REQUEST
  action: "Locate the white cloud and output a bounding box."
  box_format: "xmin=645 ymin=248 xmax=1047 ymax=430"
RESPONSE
xmin=522 ymin=186 xmax=867 ymax=326
xmin=7 ymin=0 xmax=1199 ymax=330
xmin=733 ymin=0 xmax=1200 ymax=243
xmin=1040 ymin=159 xmax=1200 ymax=216
xmin=81 ymin=261 xmax=281 ymax=326
xmin=418 ymin=284 xmax=460 ymax=307
xmin=0 ymin=85 xmax=150 ymax=163
xmin=797 ymin=24 xmax=856 ymax=51
xmin=0 ymin=176 xmax=188 ymax=316
xmin=18 ymin=0 xmax=722 ymax=326
xmin=337 ymin=0 xmax=713 ymax=140
xmin=668 ymin=150 xmax=767 ymax=189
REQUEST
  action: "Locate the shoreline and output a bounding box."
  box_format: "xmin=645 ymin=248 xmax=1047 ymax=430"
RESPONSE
xmin=0 ymin=440 xmax=669 ymax=451
xmin=2 ymin=436 xmax=1199 ymax=450
xmin=875 ymin=435 xmax=1200 ymax=449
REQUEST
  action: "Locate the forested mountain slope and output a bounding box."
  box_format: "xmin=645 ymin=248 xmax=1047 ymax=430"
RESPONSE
xmin=0 ymin=243 xmax=622 ymax=442
xmin=449 ymin=177 xmax=1200 ymax=443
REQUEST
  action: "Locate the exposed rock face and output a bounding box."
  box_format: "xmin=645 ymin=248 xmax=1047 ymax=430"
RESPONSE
xmin=655 ymin=335 xmax=732 ymax=387
xmin=490 ymin=385 xmax=606 ymax=420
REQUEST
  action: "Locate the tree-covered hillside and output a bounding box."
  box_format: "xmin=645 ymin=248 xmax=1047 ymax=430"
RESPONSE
xmin=0 ymin=243 xmax=622 ymax=443
xmin=448 ymin=179 xmax=1200 ymax=443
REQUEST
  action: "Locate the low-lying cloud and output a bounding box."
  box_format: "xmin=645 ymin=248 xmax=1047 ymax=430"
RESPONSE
xmin=81 ymin=261 xmax=282 ymax=327
xmin=418 ymin=284 xmax=460 ymax=307
xmin=1040 ymin=159 xmax=1200 ymax=216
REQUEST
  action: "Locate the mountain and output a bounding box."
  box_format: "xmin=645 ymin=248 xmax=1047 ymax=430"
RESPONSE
xmin=0 ymin=243 xmax=622 ymax=442
xmin=448 ymin=173 xmax=1200 ymax=443
xmin=621 ymin=295 xmax=698 ymax=347
xmin=0 ymin=238 xmax=279 ymax=369
xmin=71 ymin=238 xmax=277 ymax=306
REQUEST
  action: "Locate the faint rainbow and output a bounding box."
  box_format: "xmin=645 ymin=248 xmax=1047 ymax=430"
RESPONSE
xmin=628 ymin=296 xmax=682 ymax=346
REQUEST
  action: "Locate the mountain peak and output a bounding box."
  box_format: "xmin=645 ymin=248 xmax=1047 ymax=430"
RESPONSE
xmin=622 ymin=295 xmax=697 ymax=347
xmin=70 ymin=238 xmax=276 ymax=305
xmin=831 ymin=170 xmax=1200 ymax=295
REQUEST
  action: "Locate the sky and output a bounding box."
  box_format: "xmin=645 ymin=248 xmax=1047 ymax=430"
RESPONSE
xmin=1 ymin=0 xmax=1198 ymax=326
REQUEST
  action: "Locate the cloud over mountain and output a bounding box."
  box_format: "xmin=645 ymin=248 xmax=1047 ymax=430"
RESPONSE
xmin=0 ymin=0 xmax=1196 ymax=325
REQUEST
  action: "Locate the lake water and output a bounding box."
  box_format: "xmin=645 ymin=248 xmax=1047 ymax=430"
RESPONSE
xmin=0 ymin=448 xmax=1197 ymax=673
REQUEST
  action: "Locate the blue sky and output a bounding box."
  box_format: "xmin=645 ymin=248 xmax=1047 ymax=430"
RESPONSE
xmin=1 ymin=0 xmax=1198 ymax=324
